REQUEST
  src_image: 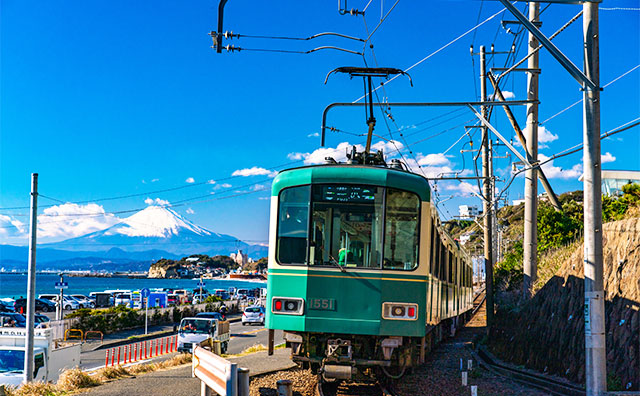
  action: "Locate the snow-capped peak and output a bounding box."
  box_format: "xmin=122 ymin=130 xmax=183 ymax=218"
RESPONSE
xmin=106 ymin=206 xmax=213 ymax=238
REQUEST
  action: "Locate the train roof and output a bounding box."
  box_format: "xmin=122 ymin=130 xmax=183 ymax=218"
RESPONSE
xmin=271 ymin=164 xmax=431 ymax=202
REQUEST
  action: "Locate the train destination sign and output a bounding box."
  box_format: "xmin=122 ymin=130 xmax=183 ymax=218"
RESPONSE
xmin=319 ymin=185 xmax=376 ymax=203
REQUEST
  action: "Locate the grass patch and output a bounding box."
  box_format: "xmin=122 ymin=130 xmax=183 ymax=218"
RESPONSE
xmin=57 ymin=368 xmax=100 ymax=391
xmin=223 ymin=342 xmax=286 ymax=358
xmin=2 ymin=353 xmax=193 ymax=396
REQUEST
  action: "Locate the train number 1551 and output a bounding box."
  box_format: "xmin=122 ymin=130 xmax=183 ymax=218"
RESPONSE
xmin=308 ymin=298 xmax=336 ymax=311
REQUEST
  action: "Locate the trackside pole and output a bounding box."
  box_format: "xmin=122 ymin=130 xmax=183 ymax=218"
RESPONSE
xmin=583 ymin=2 xmax=606 ymax=395
xmin=523 ymin=2 xmax=540 ymax=300
xmin=23 ymin=173 xmax=38 ymax=384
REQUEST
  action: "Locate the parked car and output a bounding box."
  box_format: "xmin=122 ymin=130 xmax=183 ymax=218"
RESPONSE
xmin=192 ymin=293 xmax=209 ymax=304
xmin=0 ymin=299 xmax=15 ymax=312
xmin=0 ymin=312 xmax=27 ymax=327
xmin=195 ymin=312 xmax=223 ymax=320
xmin=235 ymin=289 xmax=249 ymax=300
xmin=57 ymin=295 xmax=80 ymax=310
xmin=173 ymin=290 xmax=191 ymax=304
xmin=38 ymin=294 xmax=58 ymax=302
xmin=71 ymin=295 xmax=95 ymax=309
xmin=213 ymin=289 xmax=230 ymax=300
xmin=167 ymin=294 xmax=178 ymax=306
xmin=13 ymin=298 xmax=57 ymax=313
xmin=34 ymin=313 xmax=51 ymax=328
xmin=241 ymin=306 xmax=265 ymax=326
xmin=114 ymin=293 xmax=132 ymax=307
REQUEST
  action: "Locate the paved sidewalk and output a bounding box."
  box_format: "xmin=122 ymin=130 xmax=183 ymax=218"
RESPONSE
xmin=77 ymin=348 xmax=296 ymax=396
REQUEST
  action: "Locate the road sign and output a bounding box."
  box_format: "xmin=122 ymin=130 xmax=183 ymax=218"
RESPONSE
xmin=54 ymin=282 xmax=68 ymax=290
xmin=197 ymin=282 xmax=206 ymax=287
xmin=141 ymin=288 xmax=151 ymax=299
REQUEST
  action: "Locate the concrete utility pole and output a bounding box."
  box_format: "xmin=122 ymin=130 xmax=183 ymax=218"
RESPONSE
xmin=582 ymin=3 xmax=606 ymax=395
xmin=480 ymin=46 xmax=494 ymax=332
xmin=24 ymin=173 xmax=38 ymax=383
xmin=523 ymin=2 xmax=540 ymax=300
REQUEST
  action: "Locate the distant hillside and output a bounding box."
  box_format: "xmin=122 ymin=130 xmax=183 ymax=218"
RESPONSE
xmin=1 ymin=205 xmax=268 ymax=272
xmin=148 ymin=254 xmax=240 ymax=278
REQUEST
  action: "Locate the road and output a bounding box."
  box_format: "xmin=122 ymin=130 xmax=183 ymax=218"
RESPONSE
xmin=79 ymin=321 xmax=284 ymax=371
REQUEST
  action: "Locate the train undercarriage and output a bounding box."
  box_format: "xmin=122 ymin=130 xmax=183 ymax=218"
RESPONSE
xmin=284 ymin=331 xmax=423 ymax=381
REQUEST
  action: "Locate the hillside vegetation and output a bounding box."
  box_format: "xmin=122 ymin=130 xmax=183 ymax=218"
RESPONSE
xmin=477 ymin=183 xmax=640 ymax=390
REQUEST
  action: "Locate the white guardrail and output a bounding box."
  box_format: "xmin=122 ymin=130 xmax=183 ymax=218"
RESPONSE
xmin=192 ymin=345 xmax=249 ymax=396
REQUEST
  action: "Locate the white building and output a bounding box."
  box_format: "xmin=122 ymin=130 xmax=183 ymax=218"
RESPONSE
xmin=579 ymin=170 xmax=640 ymax=196
xmin=230 ymin=250 xmax=248 ymax=266
xmin=459 ymin=205 xmax=480 ymax=220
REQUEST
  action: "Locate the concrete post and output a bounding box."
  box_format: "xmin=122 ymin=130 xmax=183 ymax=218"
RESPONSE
xmin=582 ymin=3 xmax=606 ymax=395
xmin=480 ymin=46 xmax=494 ymax=332
xmin=23 ymin=173 xmax=38 ymax=383
xmin=523 ymin=2 xmax=540 ymax=300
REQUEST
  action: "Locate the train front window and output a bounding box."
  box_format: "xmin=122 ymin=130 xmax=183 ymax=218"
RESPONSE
xmin=310 ymin=185 xmax=384 ymax=268
xmin=277 ymin=186 xmax=311 ymax=264
xmin=383 ymin=189 xmax=420 ymax=270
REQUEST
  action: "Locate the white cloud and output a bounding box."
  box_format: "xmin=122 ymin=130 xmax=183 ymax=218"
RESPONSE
xmin=231 ymin=167 xmax=278 ymax=178
xmin=37 ymin=203 xmax=120 ymax=240
xmin=151 ymin=178 xmax=159 ymax=183
xmin=221 ymin=183 xmax=232 ymax=188
xmin=185 ymin=177 xmax=195 ymax=183
xmin=307 ymin=132 xmax=320 ymax=138
xmin=538 ymin=126 xmax=559 ymax=144
xmin=443 ymin=182 xmax=479 ymax=197
xmin=144 ymin=198 xmax=170 ymax=206
xmin=418 ymin=153 xmax=451 ymax=167
xmin=186 ymin=208 xmax=195 ymax=214
xmin=0 ymin=214 xmax=26 ymax=238
xmin=251 ymin=184 xmax=267 ymax=191
xmin=258 ymin=196 xmax=271 ymax=200
xmin=601 ymin=152 xmax=616 ymax=164
xmin=288 ymin=140 xmax=403 ymax=165
xmin=207 ymin=179 xmax=216 ymax=184
xmin=539 ymin=154 xmax=583 ymax=179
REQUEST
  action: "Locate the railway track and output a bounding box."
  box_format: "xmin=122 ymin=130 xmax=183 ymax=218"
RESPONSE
xmin=316 ymin=379 xmax=398 ymax=396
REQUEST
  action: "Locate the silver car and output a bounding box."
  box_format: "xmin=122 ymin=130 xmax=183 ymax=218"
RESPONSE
xmin=241 ymin=306 xmax=265 ymax=326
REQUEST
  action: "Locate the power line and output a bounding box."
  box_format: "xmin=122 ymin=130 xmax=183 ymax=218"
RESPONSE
xmin=540 ymin=64 xmax=640 ymax=125
xmin=0 ymin=160 xmax=302 ymax=211
xmin=353 ymin=6 xmax=507 ymax=103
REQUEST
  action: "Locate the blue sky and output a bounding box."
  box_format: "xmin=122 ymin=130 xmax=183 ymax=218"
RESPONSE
xmin=1 ymin=0 xmax=639 ymax=245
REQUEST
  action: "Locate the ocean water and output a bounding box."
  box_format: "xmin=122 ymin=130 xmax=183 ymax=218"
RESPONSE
xmin=0 ymin=273 xmax=266 ymax=300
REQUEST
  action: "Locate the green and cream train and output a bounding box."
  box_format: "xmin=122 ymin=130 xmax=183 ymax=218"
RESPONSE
xmin=266 ymin=160 xmax=473 ymax=381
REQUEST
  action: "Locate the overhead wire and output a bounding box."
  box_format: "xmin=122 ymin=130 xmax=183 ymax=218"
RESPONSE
xmin=540 ymin=64 xmax=640 ymax=125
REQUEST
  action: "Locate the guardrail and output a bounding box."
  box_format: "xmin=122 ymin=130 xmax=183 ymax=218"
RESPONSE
xmin=192 ymin=345 xmax=249 ymax=396
xmin=105 ymin=335 xmax=178 ymax=367
xmin=64 ymin=328 xmax=83 ymax=341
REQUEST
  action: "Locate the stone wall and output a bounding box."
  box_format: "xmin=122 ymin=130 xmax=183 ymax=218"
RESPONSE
xmin=489 ymin=217 xmax=640 ymax=390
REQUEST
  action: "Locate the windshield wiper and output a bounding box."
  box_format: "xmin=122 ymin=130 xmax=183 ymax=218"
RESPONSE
xmin=326 ymin=254 xmax=346 ymax=273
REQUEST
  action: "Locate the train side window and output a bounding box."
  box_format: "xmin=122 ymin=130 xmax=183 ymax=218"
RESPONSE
xmin=383 ymin=189 xmax=420 ymax=271
xmin=277 ymin=186 xmax=310 ymax=265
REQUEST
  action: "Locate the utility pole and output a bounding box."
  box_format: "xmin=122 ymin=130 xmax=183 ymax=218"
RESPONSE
xmin=24 ymin=173 xmax=38 ymax=383
xmin=523 ymin=2 xmax=540 ymax=300
xmin=480 ymin=46 xmax=494 ymax=333
xmin=583 ymin=3 xmax=606 ymax=395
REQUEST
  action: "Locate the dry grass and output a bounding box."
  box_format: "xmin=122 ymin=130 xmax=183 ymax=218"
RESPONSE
xmin=1 ymin=353 xmax=193 ymax=396
xmin=533 ymin=239 xmax=582 ymax=294
xmin=2 ymin=382 xmax=58 ymax=396
xmin=95 ymin=365 xmax=131 ymax=381
xmin=56 ymin=367 xmax=100 ymax=391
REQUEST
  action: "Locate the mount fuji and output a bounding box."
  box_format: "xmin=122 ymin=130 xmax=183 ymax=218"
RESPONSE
xmin=0 ymin=206 xmax=267 ymax=271
xmin=49 ymin=206 xmax=267 ymax=257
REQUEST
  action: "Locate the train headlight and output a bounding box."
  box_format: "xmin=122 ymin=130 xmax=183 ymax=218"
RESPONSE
xmin=382 ymin=302 xmax=418 ymax=321
xmin=271 ymin=297 xmax=304 ymax=315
